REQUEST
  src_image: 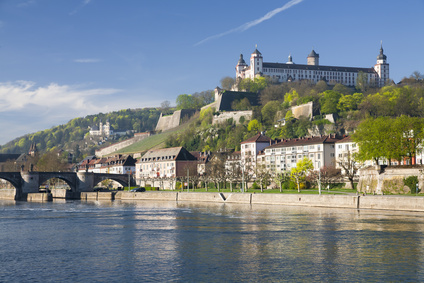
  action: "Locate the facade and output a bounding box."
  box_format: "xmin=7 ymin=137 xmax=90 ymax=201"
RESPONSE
xmin=136 ymin=147 xmax=198 ymax=189
xmin=263 ymin=135 xmax=341 ymax=173
xmin=76 ymin=154 xmax=136 ymax=174
xmin=236 ymin=44 xmax=389 ymax=88
xmin=240 ymin=133 xmax=273 ymax=174
xmin=89 ymin=120 xmax=113 ymax=136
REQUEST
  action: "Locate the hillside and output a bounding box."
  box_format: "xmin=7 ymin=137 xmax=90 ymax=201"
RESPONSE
xmin=0 ymin=108 xmax=162 ymax=160
xmin=111 ymin=114 xmax=197 ymax=155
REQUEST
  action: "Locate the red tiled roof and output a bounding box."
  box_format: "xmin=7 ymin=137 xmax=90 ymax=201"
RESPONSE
xmin=241 ymin=133 xmax=271 ymax=144
xmin=335 ymin=136 xmax=353 ymax=143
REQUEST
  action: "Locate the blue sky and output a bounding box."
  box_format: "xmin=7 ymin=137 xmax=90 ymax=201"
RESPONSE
xmin=0 ymin=0 xmax=423 ymax=145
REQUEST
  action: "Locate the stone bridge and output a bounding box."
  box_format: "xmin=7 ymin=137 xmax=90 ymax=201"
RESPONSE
xmin=0 ymin=171 xmax=135 ymax=200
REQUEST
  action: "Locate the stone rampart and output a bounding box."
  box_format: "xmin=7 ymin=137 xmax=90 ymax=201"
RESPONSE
xmin=95 ymin=132 xmax=152 ymax=157
xmin=358 ymin=165 xmax=424 ymax=194
xmin=212 ymin=111 xmax=252 ymax=125
xmin=291 ymin=101 xmax=313 ymax=119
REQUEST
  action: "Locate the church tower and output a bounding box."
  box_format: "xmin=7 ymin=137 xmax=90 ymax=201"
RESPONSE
xmin=235 ymin=54 xmax=248 ymax=78
xmin=374 ymin=42 xmax=389 ymax=87
xmin=307 ymin=49 xmax=319 ymax=65
xmin=250 ymin=46 xmax=263 ymax=78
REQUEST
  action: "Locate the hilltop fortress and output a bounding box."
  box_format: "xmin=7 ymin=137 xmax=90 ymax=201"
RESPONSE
xmin=236 ymin=44 xmax=389 ymax=87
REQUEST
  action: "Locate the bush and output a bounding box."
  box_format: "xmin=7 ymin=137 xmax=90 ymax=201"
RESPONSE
xmin=251 ymin=182 xmax=260 ymax=190
xmin=404 ymin=176 xmax=419 ymax=194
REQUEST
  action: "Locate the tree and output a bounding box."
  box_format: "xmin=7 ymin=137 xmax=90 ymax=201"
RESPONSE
xmin=176 ymin=94 xmax=196 ymax=110
xmin=356 ymin=71 xmax=369 ymax=92
xmin=36 ymin=150 xmax=68 ymax=172
xmin=247 ymin=119 xmax=262 ymax=132
xmin=337 ymin=151 xmax=360 ymax=190
xmin=290 ymin=157 xmax=314 ymax=192
xmin=160 ymin=100 xmax=171 ymax=114
xmin=220 ymin=77 xmax=235 ymax=90
xmin=319 ymin=90 xmax=342 ymax=114
xmin=259 ymin=84 xmax=285 ymax=105
xmin=273 ymin=171 xmax=290 ymax=192
xmin=238 ymin=77 xmax=269 ymax=92
xmin=256 ymin=164 xmax=271 ymax=192
xmin=353 ymin=117 xmax=389 ymax=164
xmin=261 ymin=101 xmax=280 ymax=126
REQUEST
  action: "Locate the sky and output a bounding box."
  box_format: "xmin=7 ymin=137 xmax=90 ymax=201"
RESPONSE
xmin=0 ymin=0 xmax=423 ymax=145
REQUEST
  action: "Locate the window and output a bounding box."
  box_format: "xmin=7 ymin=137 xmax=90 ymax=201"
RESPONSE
xmin=317 ymin=154 xmax=321 ymax=159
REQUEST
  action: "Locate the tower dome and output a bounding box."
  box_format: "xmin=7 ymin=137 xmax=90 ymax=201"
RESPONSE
xmin=377 ymin=43 xmax=387 ymax=61
xmin=286 ymin=54 xmax=294 ymax=64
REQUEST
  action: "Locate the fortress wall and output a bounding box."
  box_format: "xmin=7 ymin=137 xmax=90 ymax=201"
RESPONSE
xmin=212 ymin=111 xmax=252 ymax=125
xmin=95 ymin=132 xmax=152 ymax=157
xmin=291 ymin=101 xmax=313 ymax=119
xmin=155 ymin=110 xmax=182 ymax=132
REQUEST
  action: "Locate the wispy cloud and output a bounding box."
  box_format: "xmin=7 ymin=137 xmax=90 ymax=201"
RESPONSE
xmin=0 ymin=81 xmax=119 ymax=112
xmin=74 ymin=58 xmax=101 ymax=63
xmin=0 ymin=80 xmax=122 ymax=144
xmin=195 ymin=0 xmax=304 ymax=46
xmin=17 ymin=0 xmax=36 ymax=8
xmin=69 ymin=0 xmax=93 ymax=16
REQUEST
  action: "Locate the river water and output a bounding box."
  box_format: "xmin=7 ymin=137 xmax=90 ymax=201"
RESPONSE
xmin=1 ymin=199 xmax=424 ymax=282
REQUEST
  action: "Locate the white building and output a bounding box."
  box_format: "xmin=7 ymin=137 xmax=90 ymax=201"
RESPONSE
xmin=263 ymin=135 xmax=341 ymax=173
xmin=89 ymin=120 xmax=113 ymax=136
xmin=236 ymin=44 xmax=389 ymax=88
xmin=240 ymin=133 xmax=272 ymax=174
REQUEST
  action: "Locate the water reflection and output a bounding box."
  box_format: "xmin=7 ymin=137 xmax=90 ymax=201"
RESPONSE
xmin=1 ymin=200 xmax=424 ymax=282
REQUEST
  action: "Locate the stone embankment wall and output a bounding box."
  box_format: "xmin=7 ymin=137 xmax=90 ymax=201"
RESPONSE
xmin=0 ymin=189 xmax=16 ymax=200
xmin=95 ymin=132 xmax=152 ymax=157
xmin=212 ymin=111 xmax=252 ymax=125
xmin=358 ymin=165 xmax=424 ymax=194
xmin=115 ymin=191 xmax=424 ymax=212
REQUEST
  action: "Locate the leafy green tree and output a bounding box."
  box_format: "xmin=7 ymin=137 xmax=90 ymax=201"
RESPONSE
xmin=353 ymin=117 xmax=389 ymax=164
xmin=231 ymin=98 xmax=252 ymax=111
xmin=290 ymin=157 xmax=314 ymax=192
xmin=319 ymin=90 xmax=342 ymax=114
xmin=247 ymin=119 xmax=262 ymax=132
xmin=337 ymin=93 xmax=363 ymax=112
xmin=261 ymin=101 xmax=280 ymax=126
xmin=238 ymin=77 xmax=269 ymax=92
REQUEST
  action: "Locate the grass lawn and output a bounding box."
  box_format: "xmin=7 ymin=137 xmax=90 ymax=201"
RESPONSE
xmin=172 ymin=187 xmax=357 ymax=194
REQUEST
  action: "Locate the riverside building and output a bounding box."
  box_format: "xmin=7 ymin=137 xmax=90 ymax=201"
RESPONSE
xmin=236 ymin=44 xmax=389 ymax=88
xmin=263 ymin=135 xmax=342 ymax=173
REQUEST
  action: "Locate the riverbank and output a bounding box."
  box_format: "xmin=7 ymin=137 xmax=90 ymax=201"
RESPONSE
xmin=118 ymin=191 xmax=424 ymax=212
xmin=2 ymin=189 xmax=424 ymax=212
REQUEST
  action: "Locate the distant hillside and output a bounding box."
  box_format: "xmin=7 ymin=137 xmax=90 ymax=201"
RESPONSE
xmin=0 ymin=108 xmax=162 ymax=161
xmin=110 ymin=113 xmax=198 ymax=156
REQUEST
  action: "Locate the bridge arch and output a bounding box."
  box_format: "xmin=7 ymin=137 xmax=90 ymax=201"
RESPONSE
xmin=38 ymin=173 xmax=77 ymax=192
xmin=93 ymin=173 xmax=135 ymax=189
xmin=0 ymin=173 xmax=22 ymax=189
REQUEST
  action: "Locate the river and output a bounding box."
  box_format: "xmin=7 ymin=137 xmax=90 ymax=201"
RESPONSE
xmin=1 ymin=199 xmax=423 ymax=282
